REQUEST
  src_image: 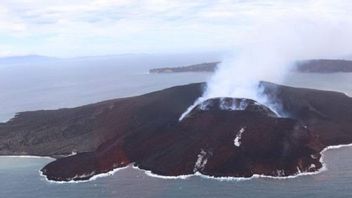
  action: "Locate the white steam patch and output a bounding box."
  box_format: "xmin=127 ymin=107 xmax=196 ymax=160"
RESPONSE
xmin=71 ymin=171 xmax=96 ymax=180
xmin=66 ymin=151 xmax=77 ymax=157
xmin=179 ymin=97 xmax=205 ymax=121
xmin=296 ymin=166 xmax=302 ymax=174
xmin=131 ymin=165 xmax=193 ymax=180
xmin=309 ymin=164 xmax=316 ymax=170
xmin=234 ymin=127 xmax=246 ymax=147
xmin=193 ymin=149 xmax=208 ymax=173
xmin=179 ymin=97 xmax=251 ymax=121
xmin=220 ymin=98 xmax=248 ymax=111
xmin=276 ymin=170 xmax=285 ymax=177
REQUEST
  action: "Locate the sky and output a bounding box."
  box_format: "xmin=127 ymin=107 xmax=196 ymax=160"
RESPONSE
xmin=0 ymin=0 xmax=352 ymax=57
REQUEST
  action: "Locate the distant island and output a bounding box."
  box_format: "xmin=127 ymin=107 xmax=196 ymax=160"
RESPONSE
xmin=149 ymin=62 xmax=220 ymax=73
xmin=1 ymin=82 xmax=352 ymax=182
xmin=149 ymin=59 xmax=352 ymax=73
xmin=295 ymin=59 xmax=352 ymax=73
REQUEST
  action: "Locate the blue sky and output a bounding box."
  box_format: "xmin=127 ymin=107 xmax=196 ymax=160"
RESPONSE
xmin=0 ymin=0 xmax=351 ymax=57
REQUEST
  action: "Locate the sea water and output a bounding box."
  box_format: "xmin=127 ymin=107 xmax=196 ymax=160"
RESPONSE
xmin=0 ymin=56 xmax=352 ymax=198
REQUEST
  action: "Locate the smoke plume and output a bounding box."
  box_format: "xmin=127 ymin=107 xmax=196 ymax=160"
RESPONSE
xmin=180 ymin=8 xmax=352 ymax=120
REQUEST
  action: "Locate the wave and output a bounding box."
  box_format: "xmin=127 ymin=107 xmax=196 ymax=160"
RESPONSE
xmin=39 ymin=166 xmax=129 ymax=184
xmin=128 ymin=144 xmax=352 ymax=182
xmin=131 ymin=166 xmax=327 ymax=182
xmin=131 ymin=165 xmax=194 ymax=180
xmin=321 ymin=143 xmax=352 ymax=151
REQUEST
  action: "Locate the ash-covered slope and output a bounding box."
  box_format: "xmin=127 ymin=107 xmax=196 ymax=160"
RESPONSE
xmin=1 ymin=82 xmax=352 ymax=181
xmin=0 ymin=83 xmax=203 ymax=157
xmin=261 ymin=82 xmax=352 ymax=146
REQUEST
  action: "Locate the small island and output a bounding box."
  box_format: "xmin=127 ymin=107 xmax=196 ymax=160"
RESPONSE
xmin=1 ymin=82 xmax=352 ymax=181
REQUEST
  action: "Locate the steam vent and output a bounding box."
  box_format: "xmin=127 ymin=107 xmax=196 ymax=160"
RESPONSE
xmin=184 ymin=97 xmax=279 ymax=119
xmin=1 ymin=82 xmax=352 ymax=181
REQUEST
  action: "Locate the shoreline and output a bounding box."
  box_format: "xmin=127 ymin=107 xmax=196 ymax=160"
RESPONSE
xmin=38 ymin=166 xmax=130 ymax=184
xmin=10 ymin=142 xmax=348 ymax=184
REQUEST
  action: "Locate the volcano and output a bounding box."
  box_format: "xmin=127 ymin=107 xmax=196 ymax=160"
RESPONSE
xmin=1 ymin=82 xmax=352 ymax=181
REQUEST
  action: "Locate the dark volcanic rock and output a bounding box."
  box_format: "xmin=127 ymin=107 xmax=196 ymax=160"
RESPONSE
xmin=1 ymin=82 xmax=352 ymax=181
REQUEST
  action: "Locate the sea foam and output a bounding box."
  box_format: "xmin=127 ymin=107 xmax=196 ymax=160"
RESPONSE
xmin=34 ymin=142 xmax=352 ymax=183
xmin=39 ymin=166 xmax=129 ymax=184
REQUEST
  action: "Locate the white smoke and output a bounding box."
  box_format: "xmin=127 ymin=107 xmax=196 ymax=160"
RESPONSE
xmin=180 ymin=6 xmax=352 ymax=121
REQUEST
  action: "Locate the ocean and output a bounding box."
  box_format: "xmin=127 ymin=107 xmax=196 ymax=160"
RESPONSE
xmin=0 ymin=55 xmax=352 ymax=198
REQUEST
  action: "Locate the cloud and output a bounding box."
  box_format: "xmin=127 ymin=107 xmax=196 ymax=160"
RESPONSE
xmin=0 ymin=0 xmax=352 ymax=57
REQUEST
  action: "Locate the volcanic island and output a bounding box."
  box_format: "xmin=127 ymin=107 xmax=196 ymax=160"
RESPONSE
xmin=1 ymin=81 xmax=352 ymax=182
